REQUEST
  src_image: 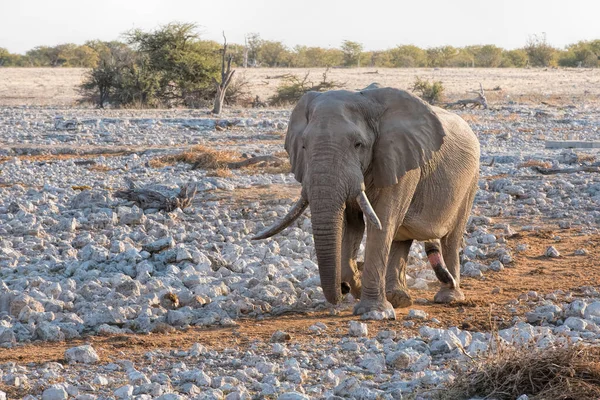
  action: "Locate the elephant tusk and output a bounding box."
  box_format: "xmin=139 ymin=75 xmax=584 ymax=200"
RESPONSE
xmin=252 ymin=197 xmax=309 ymax=240
xmin=356 ymin=191 xmax=382 ymax=230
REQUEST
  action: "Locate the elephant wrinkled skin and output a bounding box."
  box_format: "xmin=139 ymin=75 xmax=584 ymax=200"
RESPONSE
xmin=253 ymin=85 xmax=480 ymax=319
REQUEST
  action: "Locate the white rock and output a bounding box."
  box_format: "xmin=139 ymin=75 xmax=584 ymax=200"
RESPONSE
xmin=545 ymin=246 xmax=560 ymax=258
xmin=348 ymin=321 xmax=368 ymax=337
xmin=407 ymin=309 xmax=428 ymax=320
xmin=42 ymin=386 xmax=68 ymax=400
xmin=114 ymin=385 xmax=134 ymax=399
xmin=65 ymin=345 xmax=100 ymax=364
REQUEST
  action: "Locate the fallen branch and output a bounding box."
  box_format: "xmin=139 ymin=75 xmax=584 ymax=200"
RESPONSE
xmin=445 ymin=83 xmax=488 ymax=110
xmin=226 ymin=155 xmax=284 ymax=169
xmin=531 ymin=166 xmax=600 ymax=175
xmin=115 ymin=179 xmax=197 ymax=212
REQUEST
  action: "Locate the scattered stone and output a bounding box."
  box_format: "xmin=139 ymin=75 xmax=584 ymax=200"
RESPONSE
xmin=545 ymin=246 xmax=560 ymax=258
xmin=270 ymin=330 xmax=291 ymax=343
xmin=348 ymin=321 xmax=368 ymax=337
xmin=65 ymin=345 xmax=100 ymax=364
xmin=407 ymin=309 xmax=428 ymax=320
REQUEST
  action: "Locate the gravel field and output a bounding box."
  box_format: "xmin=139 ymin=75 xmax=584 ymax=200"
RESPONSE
xmin=0 ymin=69 xmax=599 ymax=399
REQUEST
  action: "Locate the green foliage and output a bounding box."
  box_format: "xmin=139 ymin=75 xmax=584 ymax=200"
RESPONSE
xmin=500 ymin=49 xmax=528 ymax=67
xmin=258 ymin=40 xmax=291 ymax=67
xmin=80 ymin=22 xmax=221 ymax=108
xmin=0 ymin=48 xmax=10 ymax=66
xmin=426 ymin=46 xmax=459 ymax=67
xmin=559 ymin=40 xmax=600 ymax=67
xmin=525 ymin=34 xmax=557 ymax=67
xmin=291 ymin=46 xmax=343 ymax=67
xmin=411 ymin=76 xmax=444 ymax=104
xmin=341 ymin=40 xmax=363 ymax=67
xmin=269 ymin=69 xmax=343 ymax=106
xmin=464 ymin=45 xmax=503 ymax=67
xmin=388 ymin=45 xmax=428 ymax=67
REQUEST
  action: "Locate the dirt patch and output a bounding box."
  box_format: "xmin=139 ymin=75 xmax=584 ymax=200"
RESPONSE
xmin=2 ymin=68 xmax=600 ymax=106
xmin=1 ymin=219 xmax=597 ymax=366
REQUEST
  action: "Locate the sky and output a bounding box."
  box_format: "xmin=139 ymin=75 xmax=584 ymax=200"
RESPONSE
xmin=0 ymin=0 xmax=598 ymax=54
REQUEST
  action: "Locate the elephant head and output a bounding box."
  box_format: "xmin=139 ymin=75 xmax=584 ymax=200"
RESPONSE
xmin=254 ymin=86 xmax=446 ymax=305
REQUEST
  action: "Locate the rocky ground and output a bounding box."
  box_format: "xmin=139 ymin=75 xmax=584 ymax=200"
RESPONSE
xmin=0 ymin=99 xmax=598 ymax=399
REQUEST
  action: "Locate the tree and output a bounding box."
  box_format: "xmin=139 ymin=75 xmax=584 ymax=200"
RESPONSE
xmin=259 ymin=40 xmax=291 ymax=67
xmin=291 ymin=46 xmax=343 ymax=67
xmin=559 ymin=40 xmax=600 ymax=67
xmin=80 ymin=41 xmax=139 ymax=107
xmin=525 ymin=33 xmax=557 ymax=67
xmin=387 ymin=45 xmax=428 ymax=67
xmin=81 ymin=23 xmax=220 ymax=108
xmin=246 ymin=33 xmax=263 ymax=66
xmin=501 ymin=49 xmax=528 ymax=67
xmin=126 ymin=22 xmax=220 ymax=106
xmin=0 ymin=48 xmax=10 ymax=66
xmin=341 ymin=40 xmax=363 ymax=67
xmin=426 ymin=46 xmax=459 ymax=67
xmin=212 ymin=32 xmax=235 ymax=114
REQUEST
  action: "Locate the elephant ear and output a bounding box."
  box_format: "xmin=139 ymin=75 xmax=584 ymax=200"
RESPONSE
xmin=284 ymin=91 xmax=321 ymax=183
xmin=361 ymin=87 xmax=446 ymax=188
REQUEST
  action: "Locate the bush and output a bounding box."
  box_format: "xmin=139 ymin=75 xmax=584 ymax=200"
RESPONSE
xmin=525 ymin=34 xmax=558 ymax=67
xmin=441 ymin=344 xmax=600 ymax=400
xmin=80 ymin=23 xmax=220 ymax=108
xmin=411 ymin=76 xmax=444 ymax=104
xmin=269 ymin=69 xmax=343 ymax=106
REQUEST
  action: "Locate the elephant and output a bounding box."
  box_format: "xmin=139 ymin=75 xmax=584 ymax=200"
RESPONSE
xmin=253 ymin=85 xmax=480 ymax=319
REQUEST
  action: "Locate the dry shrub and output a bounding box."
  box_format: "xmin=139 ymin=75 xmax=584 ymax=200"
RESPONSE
xmin=269 ymin=68 xmax=344 ymax=106
xmin=412 ymin=76 xmax=444 ymax=104
xmin=150 ymin=145 xmax=290 ymax=175
xmin=150 ymin=145 xmax=238 ymax=169
xmin=518 ymin=159 xmax=552 ymax=169
xmin=442 ymin=344 xmax=600 ymax=400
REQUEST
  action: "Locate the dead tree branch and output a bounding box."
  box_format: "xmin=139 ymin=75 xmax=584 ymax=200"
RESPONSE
xmin=227 ymin=155 xmax=284 ymax=169
xmin=445 ymin=83 xmax=488 ymax=109
xmin=212 ymin=32 xmax=236 ymax=115
xmin=115 ymin=179 xmax=197 ymax=212
xmin=531 ymin=166 xmax=600 ymax=175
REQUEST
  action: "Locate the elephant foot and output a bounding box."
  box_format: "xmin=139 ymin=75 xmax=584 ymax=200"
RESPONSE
xmin=353 ymin=298 xmax=396 ymax=320
xmin=386 ymin=289 xmax=413 ymax=308
xmin=433 ymin=287 xmax=465 ymax=304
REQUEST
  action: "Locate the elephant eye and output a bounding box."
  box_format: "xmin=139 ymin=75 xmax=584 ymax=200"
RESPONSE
xmin=354 ymin=142 xmax=363 ymax=149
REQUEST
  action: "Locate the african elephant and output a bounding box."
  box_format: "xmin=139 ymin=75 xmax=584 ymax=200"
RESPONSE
xmin=253 ymin=86 xmax=480 ymax=319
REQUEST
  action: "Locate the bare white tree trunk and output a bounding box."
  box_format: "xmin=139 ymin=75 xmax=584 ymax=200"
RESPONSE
xmin=212 ymin=32 xmax=236 ymax=115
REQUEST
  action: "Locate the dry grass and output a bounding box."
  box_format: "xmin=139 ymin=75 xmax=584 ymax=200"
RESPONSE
xmin=150 ymin=145 xmax=290 ymax=175
xmin=441 ymin=344 xmax=600 ymax=400
xmin=87 ymin=164 xmax=112 ymax=172
xmin=3 ymin=68 xmax=600 ymax=106
xmin=518 ymin=159 xmax=552 ymax=169
xmin=149 ymin=145 xmax=238 ymax=169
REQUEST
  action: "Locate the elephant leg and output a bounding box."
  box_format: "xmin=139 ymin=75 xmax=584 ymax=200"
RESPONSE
xmin=353 ymin=171 xmax=420 ymax=319
xmin=433 ymin=231 xmax=465 ymax=303
xmin=341 ymin=209 xmax=365 ymax=299
xmin=353 ymin=213 xmax=396 ymax=319
xmin=424 ymin=239 xmax=457 ymax=288
xmin=385 ymin=240 xmax=413 ymax=308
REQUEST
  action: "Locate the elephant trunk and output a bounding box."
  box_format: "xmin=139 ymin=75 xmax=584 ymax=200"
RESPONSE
xmin=310 ymin=201 xmax=345 ymax=305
